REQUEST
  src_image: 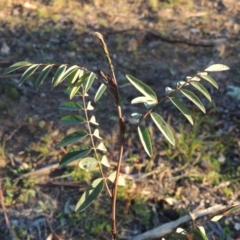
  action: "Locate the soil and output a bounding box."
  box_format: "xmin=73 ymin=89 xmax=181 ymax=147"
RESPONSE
xmin=0 ymin=1 xmax=240 ymax=239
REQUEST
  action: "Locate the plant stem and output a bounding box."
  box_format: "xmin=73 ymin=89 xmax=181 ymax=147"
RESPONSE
xmin=95 ymin=32 xmax=125 ymax=240
xmin=81 ymin=90 xmax=112 ymax=197
xmin=111 ymin=109 xmax=125 ymax=239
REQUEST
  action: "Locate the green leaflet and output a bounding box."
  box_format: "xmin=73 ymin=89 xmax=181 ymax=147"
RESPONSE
xmin=94 ymin=83 xmax=107 ymax=102
xmin=70 ymin=74 xmax=89 ymax=100
xmin=67 ymin=69 xmax=82 ymax=87
xmin=57 ymin=130 xmax=88 ymax=148
xmin=190 ymin=81 xmax=211 ymax=102
xmin=83 ymin=72 xmax=95 ymax=93
xmin=97 ymin=142 xmax=107 ymax=152
xmin=79 ymin=157 xmax=98 ymax=171
xmin=93 ymin=129 xmax=102 ymax=139
xmin=138 ymin=125 xmax=152 ymax=157
xmin=89 ymin=116 xmax=98 ymax=125
xmin=19 ymin=64 xmax=39 ymax=86
xmin=3 ymin=61 xmax=31 ymax=74
xmin=60 ymin=115 xmax=85 ymax=124
xmin=131 ymin=96 xmax=157 ymax=105
xmin=198 ymin=72 xmax=218 ymax=89
xmin=59 ymin=101 xmax=83 ymax=111
xmin=52 ymin=64 xmax=67 ymax=87
xmin=101 ymin=155 xmax=110 ymax=167
xmin=180 ymin=89 xmax=206 ymax=113
xmin=61 ymin=65 xmax=80 ymax=82
xmin=204 ymin=64 xmax=229 ymax=72
xmin=170 ymin=97 xmax=193 ymax=125
xmin=87 ymin=101 xmax=94 ymax=110
xmin=59 ymin=149 xmax=91 ymax=166
xmin=35 ymin=64 xmax=53 ymax=90
xmin=75 ymin=178 xmax=104 ymax=212
xmin=150 ymin=112 xmax=175 ymax=146
xmin=108 ymin=171 xmax=125 ymax=186
xmin=126 ymin=75 xmax=157 ymax=101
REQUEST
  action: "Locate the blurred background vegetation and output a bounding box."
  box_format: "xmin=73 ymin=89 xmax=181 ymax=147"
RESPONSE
xmin=0 ymin=0 xmax=239 ymax=239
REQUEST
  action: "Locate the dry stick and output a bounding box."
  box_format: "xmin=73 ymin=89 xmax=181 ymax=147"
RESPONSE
xmin=45 ymin=217 xmax=64 ymax=240
xmin=95 ymin=32 xmax=125 ymax=240
xmin=0 ymin=182 xmax=17 ymax=240
xmin=131 ymin=204 xmax=226 ymax=240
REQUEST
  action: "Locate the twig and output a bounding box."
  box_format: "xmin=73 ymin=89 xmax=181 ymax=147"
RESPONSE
xmin=0 ymin=181 xmax=17 ymax=240
xmin=18 ymin=161 xmax=77 ymax=180
xmin=131 ymin=204 xmax=226 ymax=240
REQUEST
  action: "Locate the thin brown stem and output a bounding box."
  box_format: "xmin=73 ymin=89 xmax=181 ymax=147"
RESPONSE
xmin=81 ymin=91 xmax=112 ymax=197
xmin=95 ymin=32 xmax=125 ymax=240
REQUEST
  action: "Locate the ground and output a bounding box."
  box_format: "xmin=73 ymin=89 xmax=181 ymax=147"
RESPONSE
xmin=0 ymin=0 xmax=240 ymax=239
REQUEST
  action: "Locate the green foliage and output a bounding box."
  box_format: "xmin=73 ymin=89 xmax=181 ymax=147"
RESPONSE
xmin=2 ymin=177 xmax=36 ymax=206
xmin=2 ymin=32 xmax=235 ymax=240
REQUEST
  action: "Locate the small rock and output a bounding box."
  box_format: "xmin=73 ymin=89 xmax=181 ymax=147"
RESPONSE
xmin=1 ymin=42 xmax=10 ymax=54
xmin=218 ymin=154 xmax=226 ymax=164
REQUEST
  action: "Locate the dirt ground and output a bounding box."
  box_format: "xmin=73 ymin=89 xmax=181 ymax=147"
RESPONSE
xmin=0 ymin=0 xmax=240 ymax=239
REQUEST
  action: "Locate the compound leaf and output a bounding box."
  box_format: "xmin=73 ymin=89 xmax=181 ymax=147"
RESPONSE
xmin=57 ymin=130 xmax=88 ymax=148
xmin=180 ymin=89 xmax=206 ymax=113
xmin=126 ymin=75 xmax=157 ymax=101
xmin=35 ymin=64 xmax=53 ymax=90
xmin=59 ymin=149 xmax=91 ymax=166
xmin=3 ymin=61 xmax=32 ymax=74
xmin=150 ymin=112 xmax=175 ymax=146
xmin=138 ymin=125 xmax=152 ymax=157
xmin=75 ymin=178 xmax=104 ymax=212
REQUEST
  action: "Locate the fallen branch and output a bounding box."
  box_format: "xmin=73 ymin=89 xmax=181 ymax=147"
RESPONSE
xmin=131 ymin=204 xmax=226 ymax=240
xmin=18 ymin=160 xmax=77 ymax=180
